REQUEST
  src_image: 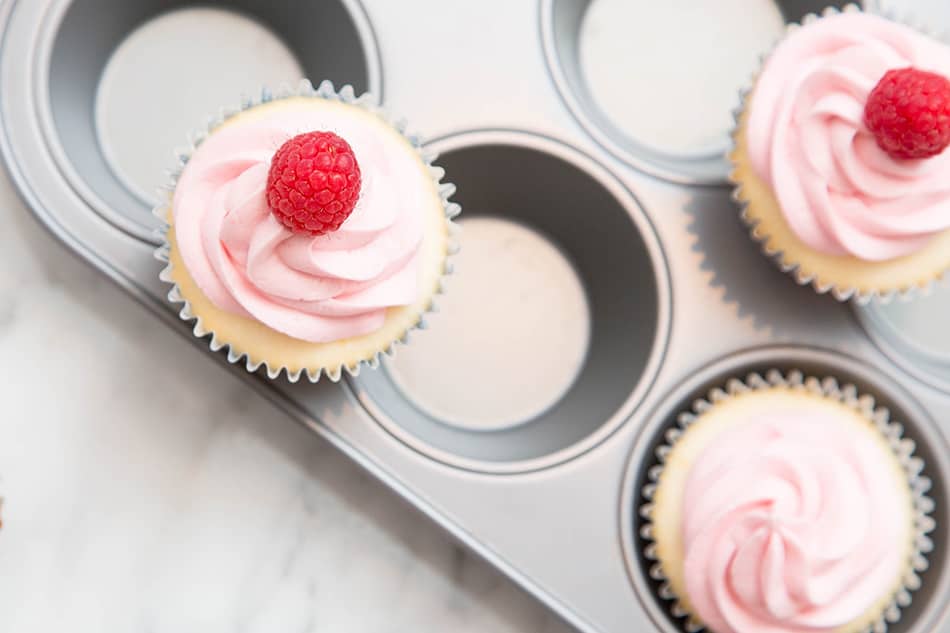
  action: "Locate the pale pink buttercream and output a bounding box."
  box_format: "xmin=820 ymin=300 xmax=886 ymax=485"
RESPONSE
xmin=173 ymin=103 xmax=426 ymax=342
xmin=747 ymin=12 xmax=950 ymax=261
xmin=681 ymin=404 xmax=907 ymax=633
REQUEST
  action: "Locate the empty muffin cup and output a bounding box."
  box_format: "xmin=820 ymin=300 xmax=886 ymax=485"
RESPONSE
xmin=349 ymin=130 xmax=671 ymax=473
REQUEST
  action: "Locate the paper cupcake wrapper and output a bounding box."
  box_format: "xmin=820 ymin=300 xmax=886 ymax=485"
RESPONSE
xmin=728 ymin=3 xmax=949 ymax=304
xmin=638 ymin=369 xmax=936 ymax=633
xmin=154 ymin=79 xmax=461 ymax=382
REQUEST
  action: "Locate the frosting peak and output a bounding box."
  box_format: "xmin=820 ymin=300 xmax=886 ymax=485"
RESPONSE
xmin=747 ymin=12 xmax=950 ymax=261
xmin=173 ymin=102 xmax=424 ymax=343
xmin=681 ymin=403 xmax=908 ymax=633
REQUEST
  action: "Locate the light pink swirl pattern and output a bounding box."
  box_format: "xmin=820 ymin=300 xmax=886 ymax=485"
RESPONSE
xmin=747 ymin=12 xmax=950 ymax=261
xmin=173 ymin=103 xmax=424 ymax=343
xmin=682 ymin=410 xmax=906 ymax=633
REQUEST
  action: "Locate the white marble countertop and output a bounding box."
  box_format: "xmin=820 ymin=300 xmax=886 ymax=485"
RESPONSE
xmin=0 ymin=166 xmax=572 ymax=632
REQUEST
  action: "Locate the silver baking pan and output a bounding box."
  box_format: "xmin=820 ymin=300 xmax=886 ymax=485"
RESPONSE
xmin=1 ymin=0 xmax=949 ymax=631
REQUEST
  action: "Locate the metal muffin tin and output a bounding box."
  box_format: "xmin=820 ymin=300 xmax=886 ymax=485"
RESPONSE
xmin=2 ymin=1 xmax=950 ymax=631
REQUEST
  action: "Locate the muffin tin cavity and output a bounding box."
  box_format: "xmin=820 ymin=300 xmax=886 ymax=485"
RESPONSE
xmin=95 ymin=8 xmax=303 ymax=208
xmin=541 ymin=0 xmax=857 ymax=184
xmin=386 ymin=215 xmax=592 ymax=432
xmin=620 ymin=347 xmax=950 ymax=633
xmin=45 ymin=0 xmax=380 ymax=242
xmin=857 ymin=289 xmax=950 ymax=395
xmin=349 ymin=130 xmax=670 ymax=474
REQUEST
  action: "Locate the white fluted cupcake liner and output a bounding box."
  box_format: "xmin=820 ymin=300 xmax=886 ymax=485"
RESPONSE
xmin=154 ymin=79 xmax=460 ymax=382
xmin=729 ymin=3 xmax=950 ymax=304
xmin=638 ymin=369 xmax=936 ymax=633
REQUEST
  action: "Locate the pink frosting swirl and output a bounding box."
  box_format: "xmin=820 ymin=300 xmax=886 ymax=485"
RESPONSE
xmin=682 ymin=407 xmax=907 ymax=633
xmin=172 ymin=102 xmax=425 ymax=342
xmin=747 ymin=12 xmax=950 ymax=261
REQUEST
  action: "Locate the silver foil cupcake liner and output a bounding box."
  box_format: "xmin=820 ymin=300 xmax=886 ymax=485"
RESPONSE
xmin=154 ymin=79 xmax=460 ymax=382
xmin=728 ymin=3 xmax=949 ymax=304
xmin=638 ymin=369 xmax=936 ymax=633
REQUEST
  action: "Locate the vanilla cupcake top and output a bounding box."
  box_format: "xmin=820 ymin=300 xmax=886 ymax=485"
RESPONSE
xmin=654 ymin=389 xmax=914 ymax=633
xmin=172 ymin=99 xmax=430 ymax=343
xmin=747 ymin=12 xmax=950 ymax=261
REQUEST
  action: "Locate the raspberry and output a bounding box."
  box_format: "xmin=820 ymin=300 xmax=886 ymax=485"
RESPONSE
xmin=864 ymin=67 xmax=950 ymax=160
xmin=266 ymin=131 xmax=362 ymax=236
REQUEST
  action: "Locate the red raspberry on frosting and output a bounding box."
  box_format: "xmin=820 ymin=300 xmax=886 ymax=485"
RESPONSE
xmin=266 ymin=131 xmax=362 ymax=236
xmin=864 ymin=67 xmax=950 ymax=160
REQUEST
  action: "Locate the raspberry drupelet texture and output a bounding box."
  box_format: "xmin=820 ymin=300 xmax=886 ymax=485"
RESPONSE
xmin=266 ymin=131 xmax=362 ymax=236
xmin=864 ymin=67 xmax=950 ymax=160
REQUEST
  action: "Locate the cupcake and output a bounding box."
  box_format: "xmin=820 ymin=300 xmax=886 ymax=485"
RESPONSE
xmin=157 ymin=82 xmax=458 ymax=381
xmin=642 ymin=371 xmax=933 ymax=633
xmin=731 ymin=8 xmax=950 ymax=301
